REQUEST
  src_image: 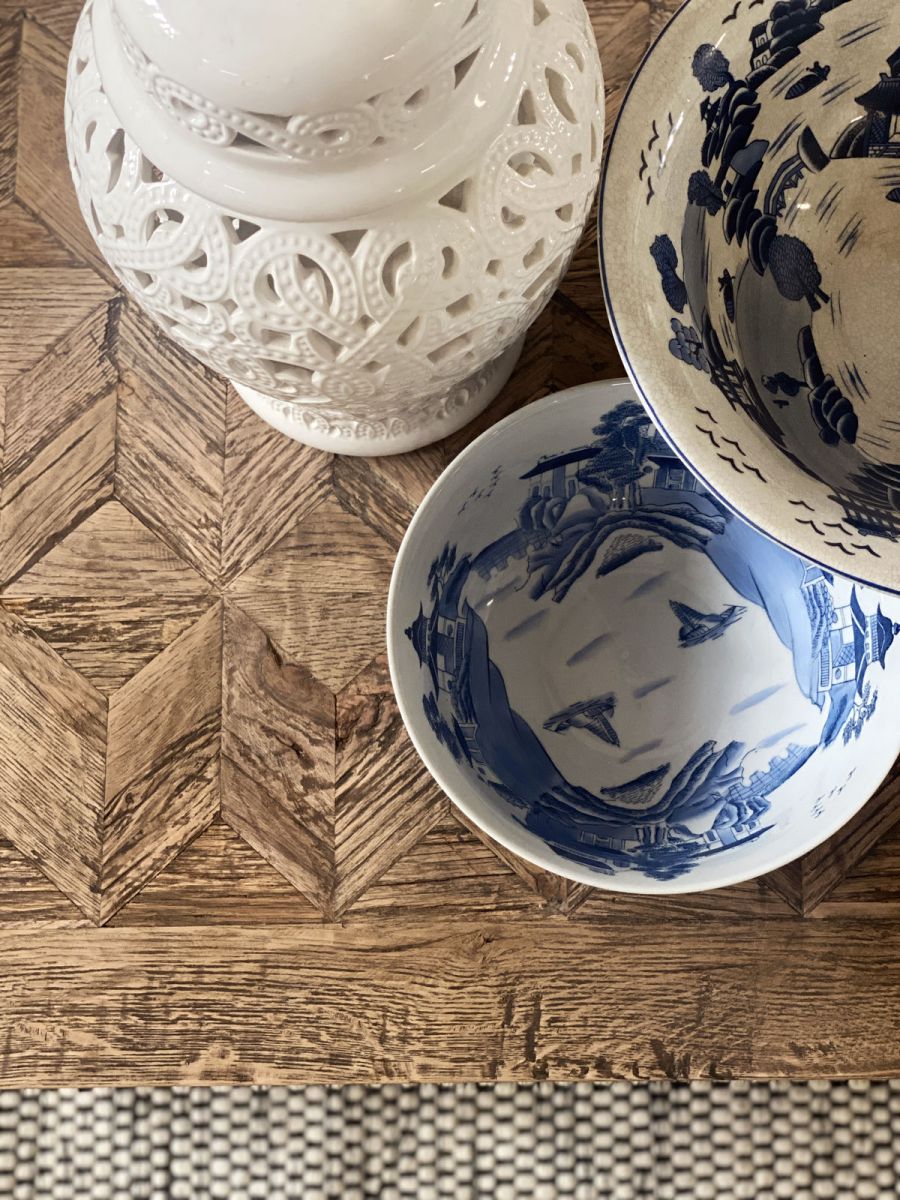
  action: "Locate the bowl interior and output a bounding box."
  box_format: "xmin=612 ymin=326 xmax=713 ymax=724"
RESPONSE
xmin=600 ymin=0 xmax=900 ymax=590
xmin=388 ymin=381 xmax=900 ymax=892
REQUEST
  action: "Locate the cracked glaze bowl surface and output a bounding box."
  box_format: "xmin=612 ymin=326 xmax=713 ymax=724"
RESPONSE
xmin=387 ymin=381 xmax=900 ymax=893
xmin=600 ymin=0 xmax=900 ymax=594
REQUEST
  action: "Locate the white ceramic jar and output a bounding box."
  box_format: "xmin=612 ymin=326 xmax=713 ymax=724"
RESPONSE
xmin=65 ymin=0 xmax=605 ymax=455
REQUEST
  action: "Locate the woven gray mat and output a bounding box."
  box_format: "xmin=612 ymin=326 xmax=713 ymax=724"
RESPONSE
xmin=1 ymin=1081 xmax=898 ymax=1200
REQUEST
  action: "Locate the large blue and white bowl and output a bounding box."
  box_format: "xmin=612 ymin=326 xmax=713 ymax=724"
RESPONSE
xmin=388 ymin=381 xmax=900 ymax=892
xmin=599 ymin=0 xmax=900 ymax=594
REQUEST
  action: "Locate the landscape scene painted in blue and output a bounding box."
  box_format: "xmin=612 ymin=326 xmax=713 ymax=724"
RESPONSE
xmin=647 ymin=0 xmax=900 ymax=547
xmin=407 ymin=399 xmax=898 ymax=880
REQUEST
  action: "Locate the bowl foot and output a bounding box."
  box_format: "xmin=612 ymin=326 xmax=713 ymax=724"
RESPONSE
xmin=232 ymin=336 xmax=525 ymax=457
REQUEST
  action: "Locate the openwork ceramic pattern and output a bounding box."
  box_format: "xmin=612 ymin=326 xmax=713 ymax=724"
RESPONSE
xmin=65 ymin=0 xmax=604 ymax=453
xmin=112 ymin=0 xmax=493 ymax=164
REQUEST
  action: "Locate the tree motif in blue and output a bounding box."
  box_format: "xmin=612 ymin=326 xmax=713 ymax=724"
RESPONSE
xmin=406 ymin=399 xmax=898 ymax=880
xmin=644 ymin=0 xmax=900 ymax=544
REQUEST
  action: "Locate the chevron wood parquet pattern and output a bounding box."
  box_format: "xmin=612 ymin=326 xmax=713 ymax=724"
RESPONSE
xmin=0 ymin=0 xmax=898 ymax=1085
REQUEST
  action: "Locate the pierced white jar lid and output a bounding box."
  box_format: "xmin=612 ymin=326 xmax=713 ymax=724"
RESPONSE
xmin=97 ymin=0 xmax=529 ymax=221
xmin=113 ymin=0 xmax=480 ymax=116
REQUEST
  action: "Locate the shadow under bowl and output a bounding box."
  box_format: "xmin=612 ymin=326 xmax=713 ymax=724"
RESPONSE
xmin=387 ymin=380 xmax=900 ymax=893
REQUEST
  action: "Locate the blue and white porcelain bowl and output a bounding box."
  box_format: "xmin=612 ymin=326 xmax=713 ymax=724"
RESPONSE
xmin=599 ymin=0 xmax=900 ymax=594
xmin=387 ymin=381 xmax=900 ymax=892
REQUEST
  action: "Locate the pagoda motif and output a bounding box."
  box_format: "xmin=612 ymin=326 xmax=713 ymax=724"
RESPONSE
xmin=832 ymin=48 xmax=900 ymax=160
xmin=856 ymin=593 xmax=899 ymax=677
xmin=810 ymin=584 xmax=900 ymax=698
xmin=406 ymin=556 xmax=471 ymax=695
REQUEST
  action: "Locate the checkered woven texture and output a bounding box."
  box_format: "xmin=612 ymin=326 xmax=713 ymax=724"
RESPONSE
xmin=0 ymin=1082 xmax=898 ymax=1200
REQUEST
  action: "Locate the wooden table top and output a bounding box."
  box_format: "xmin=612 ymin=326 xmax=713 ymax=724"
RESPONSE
xmin=0 ymin=0 xmax=898 ymax=1087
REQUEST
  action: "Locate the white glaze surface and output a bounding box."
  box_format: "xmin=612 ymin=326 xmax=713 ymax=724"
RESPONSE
xmin=66 ymin=0 xmax=604 ymax=453
xmin=114 ymin=0 xmax=474 ymax=115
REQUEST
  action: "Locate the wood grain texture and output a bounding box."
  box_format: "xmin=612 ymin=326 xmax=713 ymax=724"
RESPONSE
xmin=455 ymin=809 xmax=595 ymax=913
xmin=0 ymin=0 xmax=897 ymax=1085
xmin=0 ymin=268 xmax=109 ymax=383
xmin=0 ymin=198 xmax=80 ymax=267
xmin=222 ymin=387 xmax=332 ymax=584
xmin=103 ymin=604 xmax=222 ymax=921
xmin=2 ymin=2 xmax=82 ymax=44
xmin=345 ymin=816 xmax=550 ymax=920
xmin=0 ymin=303 xmax=115 ymax=584
xmin=0 ymin=919 xmax=900 ymax=1086
xmin=222 ymin=607 xmax=447 ymax=918
xmin=221 ymin=602 xmax=336 ymax=913
xmin=0 ymin=838 xmax=88 ymax=927
xmin=109 ymin=820 xmax=324 ymax=928
xmin=110 ymin=813 xmax=572 ymax=928
xmin=0 ymin=605 xmax=106 ymax=919
xmin=228 ymin=496 xmax=396 ymax=693
xmin=334 ymin=654 xmax=448 ymax=915
xmin=0 ymin=18 xmax=19 ymax=204
xmin=766 ymin=763 xmax=900 ymax=916
xmin=15 ymin=18 xmax=110 ymax=275
xmin=649 ymin=0 xmax=684 ymax=38
xmin=811 ymin=822 xmax=900 ymax=921
xmin=3 ymin=500 xmax=212 ymax=691
xmin=590 ymin=1 xmax=652 ymax=126
xmin=115 ymin=305 xmax=227 ymax=583
xmin=332 ymin=443 xmax=445 ymax=551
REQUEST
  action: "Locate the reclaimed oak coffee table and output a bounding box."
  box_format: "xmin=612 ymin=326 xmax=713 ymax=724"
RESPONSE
xmin=0 ymin=0 xmax=898 ymax=1086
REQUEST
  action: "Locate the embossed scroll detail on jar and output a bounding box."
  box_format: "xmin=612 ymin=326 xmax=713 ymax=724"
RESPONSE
xmin=65 ymin=0 xmax=605 ymax=454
